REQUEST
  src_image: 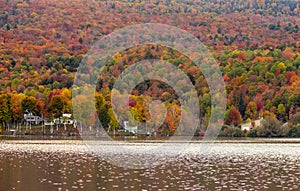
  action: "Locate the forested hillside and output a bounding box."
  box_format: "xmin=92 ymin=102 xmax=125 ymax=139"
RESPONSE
xmin=1 ymin=0 xmax=300 ymax=136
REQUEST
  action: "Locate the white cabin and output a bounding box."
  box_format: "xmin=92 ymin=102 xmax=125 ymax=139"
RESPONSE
xmin=123 ymin=121 xmax=138 ymax=134
xmin=24 ymin=113 xmax=43 ymax=125
xmin=44 ymin=114 xmax=75 ymax=126
xmin=241 ymin=118 xmax=263 ymax=132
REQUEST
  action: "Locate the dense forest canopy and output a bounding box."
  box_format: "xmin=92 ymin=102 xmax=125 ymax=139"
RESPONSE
xmin=0 ymin=0 xmax=300 ymax=136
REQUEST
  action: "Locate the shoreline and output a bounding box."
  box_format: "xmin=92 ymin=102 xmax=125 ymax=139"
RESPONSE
xmin=1 ymin=135 xmax=300 ymax=144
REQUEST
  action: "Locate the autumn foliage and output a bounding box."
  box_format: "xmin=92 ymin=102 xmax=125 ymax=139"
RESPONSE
xmin=0 ymin=0 xmax=300 ymax=134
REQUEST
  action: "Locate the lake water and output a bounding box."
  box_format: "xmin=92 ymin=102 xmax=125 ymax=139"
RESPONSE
xmin=0 ymin=138 xmax=299 ymax=191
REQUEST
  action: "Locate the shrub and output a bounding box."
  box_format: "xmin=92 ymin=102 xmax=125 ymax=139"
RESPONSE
xmin=257 ymin=116 xmax=287 ymax=137
xmin=287 ymin=126 xmax=300 ymax=138
xmin=289 ymin=112 xmax=300 ymax=126
xmin=232 ymin=128 xmax=243 ymax=137
xmin=219 ymin=125 xmax=234 ymax=137
xmin=219 ymin=125 xmax=244 ymax=137
xmin=247 ymin=129 xmax=258 ymax=137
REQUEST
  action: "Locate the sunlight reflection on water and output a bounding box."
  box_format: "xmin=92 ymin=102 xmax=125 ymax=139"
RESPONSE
xmin=0 ymin=140 xmax=299 ymax=190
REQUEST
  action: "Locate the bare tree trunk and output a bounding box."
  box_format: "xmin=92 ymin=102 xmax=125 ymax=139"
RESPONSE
xmin=50 ymin=124 xmax=54 ymax=134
